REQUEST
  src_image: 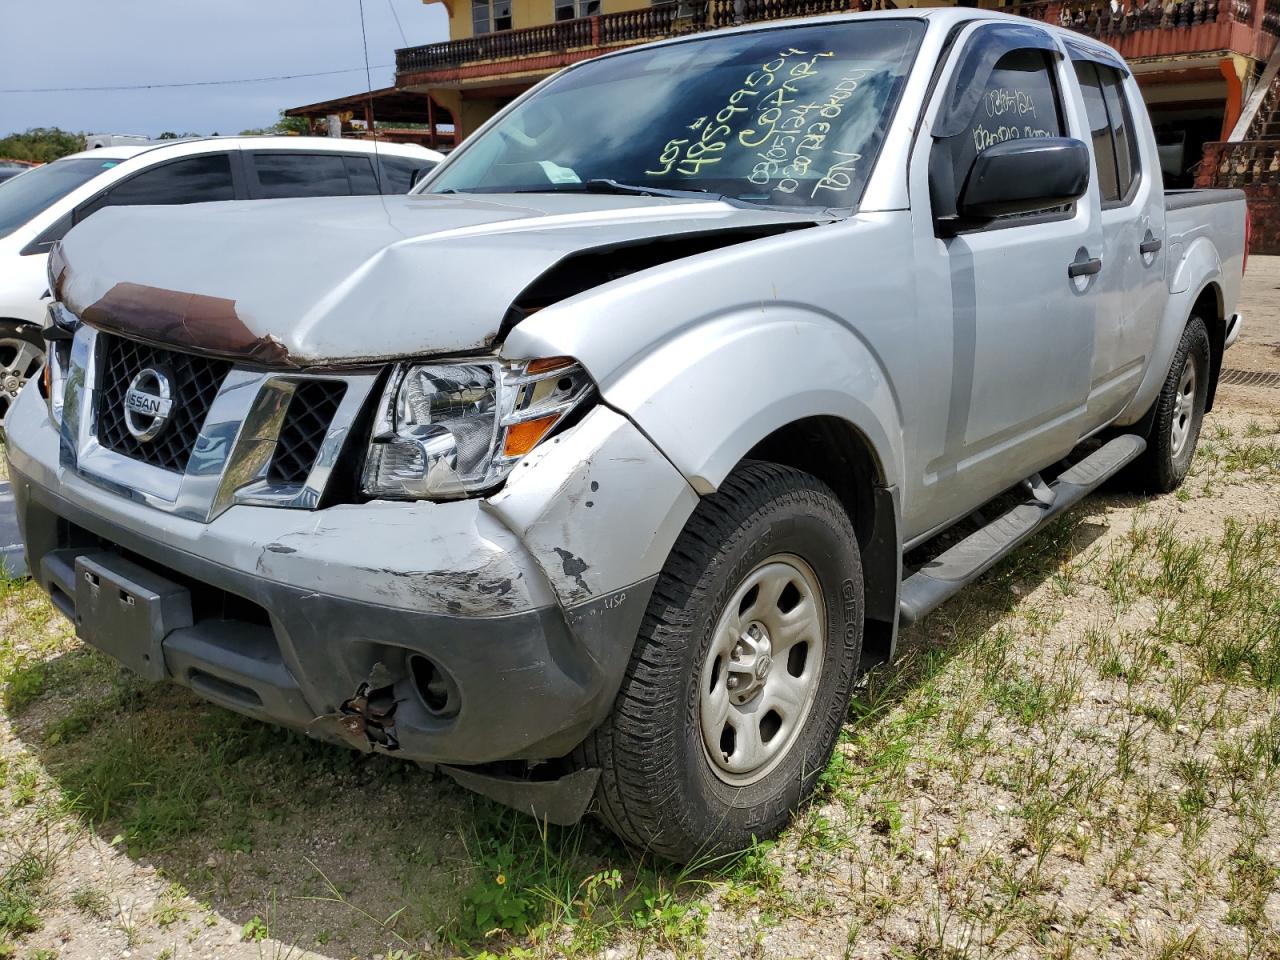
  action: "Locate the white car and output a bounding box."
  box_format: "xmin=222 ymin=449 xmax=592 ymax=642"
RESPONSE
xmin=0 ymin=137 xmax=443 ymax=428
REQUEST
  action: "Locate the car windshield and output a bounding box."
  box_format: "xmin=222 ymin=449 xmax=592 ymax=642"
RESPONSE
xmin=0 ymin=157 xmax=119 ymax=239
xmin=426 ymin=19 xmax=925 ymax=210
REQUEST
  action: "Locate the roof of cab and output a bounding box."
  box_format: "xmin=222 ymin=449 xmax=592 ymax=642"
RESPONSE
xmin=62 ymin=136 xmax=441 ymax=167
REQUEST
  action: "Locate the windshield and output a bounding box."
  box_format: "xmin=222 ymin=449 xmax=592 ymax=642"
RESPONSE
xmin=0 ymin=157 xmax=119 ymax=239
xmin=428 ymin=19 xmax=925 ymax=209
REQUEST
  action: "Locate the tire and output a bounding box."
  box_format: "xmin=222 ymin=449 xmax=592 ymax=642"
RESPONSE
xmin=579 ymin=461 xmax=864 ymax=862
xmin=1124 ymin=316 xmax=1211 ymax=494
xmin=0 ymin=320 xmax=45 ymax=437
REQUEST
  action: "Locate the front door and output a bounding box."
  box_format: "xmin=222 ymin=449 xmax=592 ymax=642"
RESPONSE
xmin=904 ymin=22 xmax=1103 ymax=538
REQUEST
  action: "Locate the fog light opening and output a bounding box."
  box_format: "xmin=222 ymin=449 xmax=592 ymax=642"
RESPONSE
xmin=410 ymin=654 xmax=460 ymax=718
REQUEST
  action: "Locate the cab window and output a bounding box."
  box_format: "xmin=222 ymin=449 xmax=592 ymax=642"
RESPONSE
xmin=1100 ymin=67 xmax=1140 ymax=199
xmin=927 ymin=25 xmax=1070 ymax=229
xmin=94 ymin=154 xmax=235 ymax=209
xmin=252 ymin=153 xmax=351 ymax=199
xmin=1072 ymin=59 xmax=1140 ymax=204
xmin=948 ymin=47 xmax=1065 ymax=203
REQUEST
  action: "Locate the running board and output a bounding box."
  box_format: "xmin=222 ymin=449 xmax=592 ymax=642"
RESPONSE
xmin=898 ymin=434 xmax=1146 ymax=626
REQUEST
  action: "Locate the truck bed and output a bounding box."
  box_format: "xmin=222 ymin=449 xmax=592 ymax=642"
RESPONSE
xmin=1163 ymin=188 xmax=1248 ymax=307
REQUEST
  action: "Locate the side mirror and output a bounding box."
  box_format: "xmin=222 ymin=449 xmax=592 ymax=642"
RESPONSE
xmin=958 ymin=137 xmax=1090 ymax=220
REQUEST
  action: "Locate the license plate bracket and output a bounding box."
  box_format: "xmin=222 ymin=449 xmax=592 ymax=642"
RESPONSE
xmin=74 ymin=553 xmax=193 ymax=682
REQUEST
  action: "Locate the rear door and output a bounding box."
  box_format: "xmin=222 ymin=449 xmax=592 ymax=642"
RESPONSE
xmin=907 ymin=22 xmax=1104 ymax=532
xmin=1070 ymin=46 xmax=1163 ymax=426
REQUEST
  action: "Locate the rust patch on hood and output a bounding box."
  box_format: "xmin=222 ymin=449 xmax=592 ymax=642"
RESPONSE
xmin=79 ymin=282 xmax=295 ymax=367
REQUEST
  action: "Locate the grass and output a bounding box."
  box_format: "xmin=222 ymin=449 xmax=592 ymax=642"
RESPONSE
xmin=1 ymin=417 xmax=1279 ymax=957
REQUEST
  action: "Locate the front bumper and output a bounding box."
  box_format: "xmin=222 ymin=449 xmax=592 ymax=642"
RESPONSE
xmin=6 ymin=382 xmax=696 ymax=766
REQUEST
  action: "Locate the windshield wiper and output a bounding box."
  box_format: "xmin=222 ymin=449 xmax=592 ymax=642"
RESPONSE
xmin=582 ymin=179 xmax=722 ymax=201
xmin=435 ymin=181 xmax=757 ymax=206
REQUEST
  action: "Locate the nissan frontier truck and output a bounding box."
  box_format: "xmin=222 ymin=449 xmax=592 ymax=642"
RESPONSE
xmin=5 ymin=9 xmax=1246 ymax=861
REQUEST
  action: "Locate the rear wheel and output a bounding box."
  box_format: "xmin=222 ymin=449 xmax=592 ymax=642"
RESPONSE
xmin=1124 ymin=316 xmax=1210 ymax=493
xmin=0 ymin=321 xmax=45 ymax=436
xmin=580 ymin=462 xmax=863 ymax=862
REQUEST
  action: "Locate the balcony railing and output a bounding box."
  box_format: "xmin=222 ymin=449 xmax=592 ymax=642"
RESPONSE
xmin=396 ymin=0 xmax=882 ymax=75
xmin=1012 ymin=0 xmax=1251 ymax=36
xmin=396 ymin=0 xmax=1280 ymax=80
xmin=1009 ymin=0 xmax=1280 ymax=60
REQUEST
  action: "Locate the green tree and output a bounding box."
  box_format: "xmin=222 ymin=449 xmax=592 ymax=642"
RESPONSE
xmin=0 ymin=127 xmax=86 ymax=163
xmin=239 ymin=111 xmax=311 ymax=137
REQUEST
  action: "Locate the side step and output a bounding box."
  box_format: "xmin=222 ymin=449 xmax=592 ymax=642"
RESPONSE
xmin=898 ymin=434 xmax=1146 ymax=626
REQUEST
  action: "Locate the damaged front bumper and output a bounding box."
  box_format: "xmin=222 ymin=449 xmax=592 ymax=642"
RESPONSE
xmin=6 ymin=381 xmax=698 ymax=816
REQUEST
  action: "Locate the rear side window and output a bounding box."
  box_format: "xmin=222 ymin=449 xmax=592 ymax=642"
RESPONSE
xmin=101 ymin=154 xmax=235 ymax=207
xmin=1100 ymin=68 xmax=1139 ymax=198
xmin=253 ymin=153 xmax=350 ymax=198
xmin=1071 ymin=60 xmax=1140 ymax=204
xmin=1073 ymin=61 xmax=1119 ymax=201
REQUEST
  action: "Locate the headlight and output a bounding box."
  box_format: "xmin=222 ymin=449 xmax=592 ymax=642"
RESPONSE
xmin=41 ymin=301 xmax=77 ymax=427
xmin=361 ymin=356 xmax=593 ymax=500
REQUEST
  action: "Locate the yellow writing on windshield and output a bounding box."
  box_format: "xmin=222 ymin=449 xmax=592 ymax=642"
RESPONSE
xmin=646 ymin=48 xmax=876 ymax=201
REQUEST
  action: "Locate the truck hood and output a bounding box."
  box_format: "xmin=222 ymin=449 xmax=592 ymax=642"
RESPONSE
xmin=55 ymin=193 xmax=826 ymax=366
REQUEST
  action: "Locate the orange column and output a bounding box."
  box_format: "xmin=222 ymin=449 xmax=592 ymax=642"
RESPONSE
xmin=1220 ymin=57 xmax=1244 ymax=141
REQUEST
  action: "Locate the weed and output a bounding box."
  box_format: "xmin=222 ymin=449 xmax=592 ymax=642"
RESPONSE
xmin=69 ymin=885 xmax=111 ymax=920
xmin=0 ymin=853 xmax=47 ymax=939
xmin=241 ymin=915 xmax=269 ymax=942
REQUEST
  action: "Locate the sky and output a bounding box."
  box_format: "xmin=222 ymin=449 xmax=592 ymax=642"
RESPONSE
xmin=0 ymin=0 xmax=450 ymax=137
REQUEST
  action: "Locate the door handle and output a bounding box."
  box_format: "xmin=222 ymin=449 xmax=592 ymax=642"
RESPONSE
xmin=1068 ymin=256 xmax=1102 ymax=278
xmin=1140 ymin=235 xmax=1162 ymax=255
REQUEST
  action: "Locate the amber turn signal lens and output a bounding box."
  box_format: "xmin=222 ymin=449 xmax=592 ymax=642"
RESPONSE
xmin=525 ymin=356 xmax=575 ymax=375
xmin=503 ymin=414 xmax=560 ymax=457
xmin=42 ymin=360 xmax=51 ymax=398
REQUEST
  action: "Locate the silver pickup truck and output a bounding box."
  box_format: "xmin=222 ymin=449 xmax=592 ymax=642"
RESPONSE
xmin=5 ymin=9 xmax=1246 ymax=861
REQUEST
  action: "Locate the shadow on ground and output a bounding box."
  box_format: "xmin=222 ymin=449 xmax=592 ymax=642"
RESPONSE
xmin=2 ymin=495 xmax=1116 ymax=956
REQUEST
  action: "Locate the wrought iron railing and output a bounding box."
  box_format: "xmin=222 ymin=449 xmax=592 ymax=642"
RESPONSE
xmin=396 ymin=0 xmax=891 ymax=75
xmin=1010 ymin=0 xmax=1253 ymax=37
xmin=395 ymin=0 xmax=1279 ymax=78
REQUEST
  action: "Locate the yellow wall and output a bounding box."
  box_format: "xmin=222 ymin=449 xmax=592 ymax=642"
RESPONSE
xmin=436 ymin=0 xmax=1000 ymax=42
xmin=444 ymin=0 xmax=652 ymax=42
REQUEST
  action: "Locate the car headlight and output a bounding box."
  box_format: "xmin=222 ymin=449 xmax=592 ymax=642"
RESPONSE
xmin=361 ymin=356 xmax=594 ymax=500
xmin=41 ymin=301 xmax=77 ymax=428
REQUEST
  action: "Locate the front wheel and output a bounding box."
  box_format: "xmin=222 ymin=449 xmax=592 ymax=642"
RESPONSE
xmin=0 ymin=320 xmax=45 ymax=436
xmin=580 ymin=462 xmax=863 ymax=861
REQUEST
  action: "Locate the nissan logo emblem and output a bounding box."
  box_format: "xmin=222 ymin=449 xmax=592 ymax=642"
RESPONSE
xmin=123 ymin=366 xmax=174 ymax=442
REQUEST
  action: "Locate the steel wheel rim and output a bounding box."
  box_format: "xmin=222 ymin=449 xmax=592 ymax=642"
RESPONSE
xmin=1170 ymin=355 xmax=1197 ymax=457
xmin=699 ymin=553 xmax=825 ymax=786
xmin=0 ymin=336 xmax=44 ymax=421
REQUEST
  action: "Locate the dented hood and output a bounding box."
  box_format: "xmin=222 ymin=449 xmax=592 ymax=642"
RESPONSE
xmin=55 ymin=192 xmax=823 ymax=366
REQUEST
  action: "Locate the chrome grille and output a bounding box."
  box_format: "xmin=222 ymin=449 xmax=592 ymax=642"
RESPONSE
xmin=267 ymin=380 xmax=347 ymax=485
xmin=95 ymin=334 xmax=231 ymax=473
